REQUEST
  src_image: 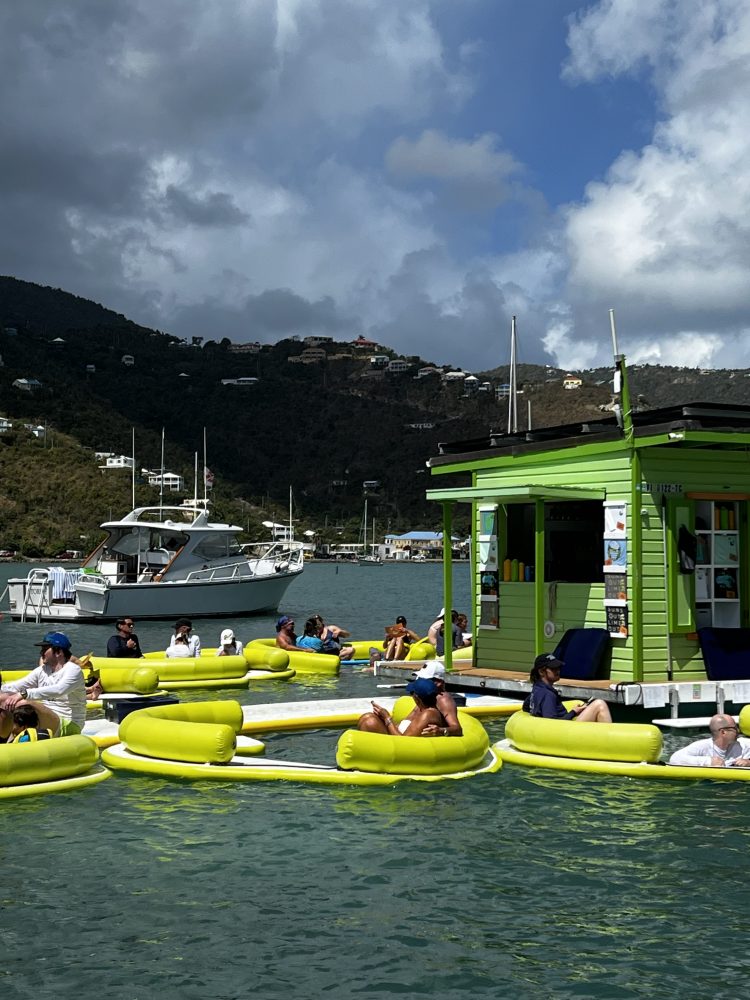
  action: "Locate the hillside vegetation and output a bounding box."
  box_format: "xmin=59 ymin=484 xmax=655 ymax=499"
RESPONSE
xmin=0 ymin=275 xmax=748 ymax=555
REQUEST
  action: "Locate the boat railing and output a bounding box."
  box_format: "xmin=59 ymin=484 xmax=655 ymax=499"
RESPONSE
xmin=184 ymin=541 xmax=304 ymax=583
xmin=16 ymin=568 xmax=55 ymax=623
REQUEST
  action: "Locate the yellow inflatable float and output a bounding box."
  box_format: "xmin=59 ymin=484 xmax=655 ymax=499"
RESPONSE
xmin=96 ymin=647 xmax=295 ymax=689
xmin=0 ymin=735 xmax=110 ymax=799
xmin=101 ymin=697 xmax=500 ymax=785
xmin=246 ymin=638 xmax=340 ymax=676
xmin=499 ymin=709 xmax=750 ymax=781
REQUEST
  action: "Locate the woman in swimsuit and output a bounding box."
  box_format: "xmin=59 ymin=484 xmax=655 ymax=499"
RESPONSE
xmin=356 ymin=678 xmax=446 ymax=736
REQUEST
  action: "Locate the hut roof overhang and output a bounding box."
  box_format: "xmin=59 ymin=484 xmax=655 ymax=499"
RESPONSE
xmin=428 ymin=401 xmax=750 ymax=475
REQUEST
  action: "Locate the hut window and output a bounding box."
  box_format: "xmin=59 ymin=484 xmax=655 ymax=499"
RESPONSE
xmin=545 ymin=501 xmax=603 ymax=583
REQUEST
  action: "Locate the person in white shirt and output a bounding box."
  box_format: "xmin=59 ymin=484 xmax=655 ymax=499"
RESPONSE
xmin=217 ymin=628 xmax=243 ymax=656
xmin=0 ymin=631 xmax=86 ymax=735
xmin=166 ymin=618 xmax=201 ymax=658
xmin=669 ymin=714 xmax=750 ymax=768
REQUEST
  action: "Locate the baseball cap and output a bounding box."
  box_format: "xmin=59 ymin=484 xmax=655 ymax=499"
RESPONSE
xmin=220 ymin=629 xmax=235 ymax=644
xmin=534 ymin=653 xmax=564 ymax=671
xmin=35 ymin=631 xmax=72 ymax=651
xmin=276 ymin=615 xmax=293 ymax=631
xmin=406 ymin=678 xmax=439 ymax=700
xmin=414 ymin=662 xmax=446 ymax=680
xmin=174 ymin=618 xmax=192 ymax=629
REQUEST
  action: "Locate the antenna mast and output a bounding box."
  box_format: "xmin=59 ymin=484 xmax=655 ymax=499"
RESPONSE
xmin=507 ymin=315 xmax=519 ymax=434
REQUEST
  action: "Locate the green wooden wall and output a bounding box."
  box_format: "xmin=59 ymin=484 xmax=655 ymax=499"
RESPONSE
xmin=466 ymin=441 xmax=750 ymax=682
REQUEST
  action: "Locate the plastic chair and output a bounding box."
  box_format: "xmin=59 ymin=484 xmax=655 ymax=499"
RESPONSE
xmin=697 ymin=627 xmax=750 ymax=681
xmin=554 ymin=628 xmax=610 ymax=681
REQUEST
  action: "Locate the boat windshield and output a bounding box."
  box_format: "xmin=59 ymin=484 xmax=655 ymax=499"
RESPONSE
xmin=106 ymin=528 xmax=188 ymax=557
xmin=192 ymin=536 xmax=243 ymax=560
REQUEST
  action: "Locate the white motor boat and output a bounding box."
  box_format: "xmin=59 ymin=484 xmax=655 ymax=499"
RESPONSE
xmin=6 ymin=501 xmax=304 ymax=622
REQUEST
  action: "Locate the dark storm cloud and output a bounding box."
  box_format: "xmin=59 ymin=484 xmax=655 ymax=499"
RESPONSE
xmin=164 ymin=186 xmax=249 ymax=227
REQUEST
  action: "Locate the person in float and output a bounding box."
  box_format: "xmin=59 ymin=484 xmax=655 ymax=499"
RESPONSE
xmin=310 ymin=614 xmax=354 ymax=661
xmin=669 ymin=714 xmax=750 ymax=767
xmin=106 ymin=617 xmax=144 ymax=658
xmin=411 ymin=662 xmax=463 ymax=736
xmin=274 ymin=615 xmax=307 ymax=652
xmin=297 ymin=618 xmax=326 ymax=653
xmin=0 ymin=631 xmax=87 ymax=736
xmin=7 ymin=704 xmax=53 ymax=743
xmin=217 ymin=628 xmax=243 ymax=656
xmin=524 ymin=653 xmax=612 ymax=723
xmin=427 ymin=609 xmax=462 ymax=656
xmin=383 ymin=615 xmax=420 ymax=661
xmin=357 ymin=678 xmax=449 ymax=736
xmin=166 ymin=618 xmax=201 ymax=658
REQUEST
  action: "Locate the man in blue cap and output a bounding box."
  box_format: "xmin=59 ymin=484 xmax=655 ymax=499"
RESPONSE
xmin=274 ymin=614 xmax=307 ymax=652
xmin=1 ymin=631 xmax=86 ymax=736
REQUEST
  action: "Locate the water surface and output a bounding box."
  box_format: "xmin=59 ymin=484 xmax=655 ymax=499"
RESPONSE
xmin=1 ymin=562 xmax=746 ymax=999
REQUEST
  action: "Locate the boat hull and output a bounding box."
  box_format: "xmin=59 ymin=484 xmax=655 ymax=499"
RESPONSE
xmin=7 ymin=569 xmax=300 ymax=621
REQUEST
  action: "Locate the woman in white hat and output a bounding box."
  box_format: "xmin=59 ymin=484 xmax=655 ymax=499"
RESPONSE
xmin=217 ymin=628 xmax=243 ymax=656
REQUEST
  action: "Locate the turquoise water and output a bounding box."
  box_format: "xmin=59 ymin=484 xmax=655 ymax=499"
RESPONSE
xmin=2 ymin=563 xmax=749 ymax=999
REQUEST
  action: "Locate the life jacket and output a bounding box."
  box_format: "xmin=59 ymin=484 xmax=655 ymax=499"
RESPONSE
xmin=8 ymin=727 xmax=53 ymax=743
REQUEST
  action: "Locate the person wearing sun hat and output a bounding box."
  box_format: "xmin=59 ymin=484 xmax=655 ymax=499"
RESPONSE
xmin=357 ymin=676 xmax=449 ymax=736
xmin=524 ymin=652 xmax=612 ymax=722
xmin=0 ymin=631 xmax=86 ymax=736
xmin=217 ymin=628 xmax=243 ymax=656
xmin=412 ymin=661 xmax=462 ymax=736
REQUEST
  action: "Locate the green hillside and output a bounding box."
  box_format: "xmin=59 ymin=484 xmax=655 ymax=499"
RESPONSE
xmin=0 ymin=275 xmax=748 ymax=556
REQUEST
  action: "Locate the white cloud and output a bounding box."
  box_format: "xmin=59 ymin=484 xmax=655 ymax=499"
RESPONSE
xmin=560 ymin=0 xmax=750 ymax=368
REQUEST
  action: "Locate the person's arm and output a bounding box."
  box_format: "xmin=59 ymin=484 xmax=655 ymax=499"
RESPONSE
xmin=669 ymin=739 xmax=716 ymax=767
xmin=423 ymin=692 xmax=463 ymax=736
xmin=427 ymin=621 xmax=441 ymax=645
xmin=25 ymin=662 xmax=83 ymax=700
xmin=537 ymin=687 xmax=575 ymax=720
xmin=330 ymin=624 xmax=350 ymax=638
xmin=2 ymin=667 xmax=43 ymax=700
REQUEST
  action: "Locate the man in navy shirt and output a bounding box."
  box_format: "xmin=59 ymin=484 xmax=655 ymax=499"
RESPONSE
xmin=106 ymin=618 xmax=143 ymax=658
xmin=525 ymin=653 xmax=611 ymax=722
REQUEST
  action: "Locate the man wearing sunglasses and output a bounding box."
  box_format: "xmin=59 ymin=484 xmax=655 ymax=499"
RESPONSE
xmin=106 ymin=618 xmax=143 ymax=658
xmin=0 ymin=631 xmax=86 ymax=736
xmin=669 ymin=713 xmax=750 ymax=768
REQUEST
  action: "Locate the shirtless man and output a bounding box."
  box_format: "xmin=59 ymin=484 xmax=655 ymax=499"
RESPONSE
xmin=274 ymin=615 xmax=308 ymax=652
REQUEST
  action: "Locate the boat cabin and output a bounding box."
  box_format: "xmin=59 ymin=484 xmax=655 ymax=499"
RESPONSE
xmin=427 ymin=400 xmax=750 ymax=686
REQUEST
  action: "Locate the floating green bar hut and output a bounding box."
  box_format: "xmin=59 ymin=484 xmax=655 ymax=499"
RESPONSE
xmin=428 ymin=395 xmax=750 ymax=683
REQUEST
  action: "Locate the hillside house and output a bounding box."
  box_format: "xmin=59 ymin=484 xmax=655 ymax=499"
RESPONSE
xmin=12 ymin=378 xmax=42 ymax=392
xmin=23 ymin=423 xmax=45 ymax=438
xmin=415 ymin=367 xmax=440 ymax=379
xmin=299 ymin=347 xmax=327 ymax=363
xmin=303 ymin=336 xmax=333 ymax=347
xmin=0 ymin=418 xmax=12 ymax=433
xmin=563 ymin=374 xmax=583 ymax=389
xmin=121 ymin=355 xmax=135 ymax=366
xmin=221 ymin=377 xmax=259 ymax=386
xmin=370 ymin=355 xmax=389 ymax=368
xmin=228 ymin=342 xmax=262 ymax=354
xmin=442 ymin=371 xmax=466 ymax=383
xmin=386 ymin=359 xmax=410 ymax=373
xmin=147 ymin=471 xmax=185 ymax=492
xmin=101 ymin=455 xmax=135 ymax=470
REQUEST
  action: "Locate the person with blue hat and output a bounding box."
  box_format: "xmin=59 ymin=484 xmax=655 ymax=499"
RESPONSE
xmin=274 ymin=614 xmax=307 ymax=652
xmin=0 ymin=631 xmax=86 ymax=736
xmin=357 ymin=677 xmax=449 ymax=736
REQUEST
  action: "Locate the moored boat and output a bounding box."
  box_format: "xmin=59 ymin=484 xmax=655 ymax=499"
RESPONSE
xmin=6 ymin=500 xmax=304 ymax=622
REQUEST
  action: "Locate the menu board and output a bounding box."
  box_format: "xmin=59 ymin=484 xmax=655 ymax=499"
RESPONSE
xmin=603 ymin=501 xmax=629 ymax=639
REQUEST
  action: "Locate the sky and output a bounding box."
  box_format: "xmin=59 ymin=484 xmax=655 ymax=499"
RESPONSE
xmin=1 ymin=0 xmax=749 ymax=372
